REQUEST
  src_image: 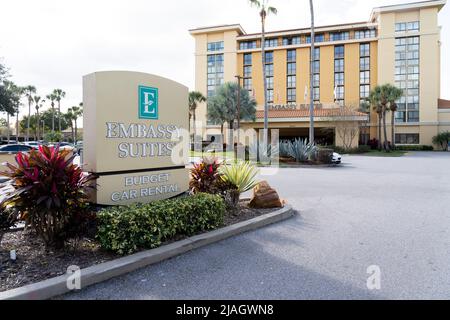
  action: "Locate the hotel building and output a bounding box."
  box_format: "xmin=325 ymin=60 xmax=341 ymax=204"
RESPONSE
xmin=189 ymin=0 xmax=448 ymax=147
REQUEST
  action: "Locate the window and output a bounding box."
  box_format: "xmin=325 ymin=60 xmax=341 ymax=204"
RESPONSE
xmin=359 ymin=43 xmax=371 ymax=104
xmin=335 ymin=59 xmax=344 ymax=72
xmin=334 ymin=45 xmax=344 ymax=104
xmin=287 ymin=50 xmax=296 ymax=62
xmin=395 ymin=36 xmax=420 ymax=123
xmin=360 ymin=85 xmax=370 ymax=99
xmin=360 ymin=43 xmax=370 ymax=57
xmin=264 ymin=38 xmax=278 ymax=48
xmin=395 ymin=134 xmax=419 ymax=144
xmin=207 ymin=54 xmax=224 ymax=98
xmin=244 ymin=66 xmax=252 ymax=77
xmin=396 ymin=21 xmax=420 ymax=33
xmin=207 ymin=41 xmax=224 ymax=52
xmin=287 ymin=62 xmax=296 ymax=75
xmin=315 ymin=34 xmax=324 ymax=42
xmin=335 ymin=73 xmax=344 ymax=86
xmin=360 ymin=57 xmax=370 ymax=70
xmin=360 ymin=71 xmax=370 ymax=84
xmin=313 ymin=87 xmax=320 ymax=101
xmin=265 ymin=51 xmax=274 ymax=103
xmin=313 ymin=74 xmax=320 ymax=87
xmin=265 ymin=51 xmax=273 ymax=64
xmin=330 ymin=32 xmax=349 ymax=41
xmin=239 ymin=41 xmax=257 ymax=50
xmin=282 ymin=36 xmax=301 ymax=46
xmin=312 ymin=47 xmax=320 ymax=101
xmin=287 ymin=75 xmax=296 ymax=88
xmin=355 ymin=29 xmax=376 ymax=39
xmin=287 ymin=89 xmax=296 ymax=102
xmin=243 ymin=78 xmax=252 ymax=91
xmin=265 ymin=64 xmax=274 ymax=76
xmin=244 ymin=53 xmax=252 ymax=66
xmin=334 ymin=45 xmax=344 ymax=59
xmin=243 ymin=53 xmax=253 ymax=93
xmin=286 ymin=50 xmax=296 ymax=103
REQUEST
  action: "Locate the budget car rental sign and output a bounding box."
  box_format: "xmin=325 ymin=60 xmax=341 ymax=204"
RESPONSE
xmin=83 ymin=71 xmax=189 ymax=205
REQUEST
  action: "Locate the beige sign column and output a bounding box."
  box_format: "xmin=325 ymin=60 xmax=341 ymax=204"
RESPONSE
xmin=83 ymin=71 xmax=189 ymax=205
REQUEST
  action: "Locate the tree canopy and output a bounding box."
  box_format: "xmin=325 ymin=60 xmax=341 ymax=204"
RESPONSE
xmin=207 ymin=82 xmax=256 ymax=129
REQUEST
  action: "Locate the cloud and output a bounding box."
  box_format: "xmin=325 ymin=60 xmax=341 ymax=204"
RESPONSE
xmin=0 ymin=0 xmax=448 ymax=122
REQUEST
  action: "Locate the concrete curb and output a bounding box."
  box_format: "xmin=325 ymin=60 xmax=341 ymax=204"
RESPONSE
xmin=0 ymin=204 xmax=295 ymax=300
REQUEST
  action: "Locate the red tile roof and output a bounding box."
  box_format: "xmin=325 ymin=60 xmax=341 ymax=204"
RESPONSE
xmin=255 ymin=108 xmax=368 ymax=119
xmin=438 ymin=99 xmax=450 ymax=109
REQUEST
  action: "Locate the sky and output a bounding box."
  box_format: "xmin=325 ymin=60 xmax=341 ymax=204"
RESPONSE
xmin=0 ymin=0 xmax=449 ymax=126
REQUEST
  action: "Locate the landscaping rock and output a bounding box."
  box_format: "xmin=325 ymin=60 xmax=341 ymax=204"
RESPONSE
xmin=249 ymin=181 xmax=283 ymax=209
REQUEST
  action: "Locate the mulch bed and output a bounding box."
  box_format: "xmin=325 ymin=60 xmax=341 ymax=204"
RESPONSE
xmin=0 ymin=201 xmax=280 ymax=293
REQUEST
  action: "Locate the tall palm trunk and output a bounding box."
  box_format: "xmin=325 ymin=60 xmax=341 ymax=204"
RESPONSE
xmin=75 ymin=120 xmax=78 ymax=144
xmin=36 ymin=109 xmax=40 ymax=141
xmin=52 ymin=104 xmax=55 ymax=133
xmin=261 ymin=11 xmax=269 ymax=148
xmin=16 ymin=110 xmax=19 ymax=143
xmin=58 ymin=101 xmax=61 ymax=132
xmin=27 ymin=100 xmax=31 ymax=142
xmin=309 ymin=0 xmax=315 ymax=144
xmin=382 ymin=109 xmax=390 ymax=151
xmin=6 ymin=113 xmax=10 ymax=144
xmin=391 ymin=111 xmax=396 ymax=149
xmin=193 ymin=105 xmax=197 ymax=146
xmin=378 ymin=113 xmax=382 ymax=150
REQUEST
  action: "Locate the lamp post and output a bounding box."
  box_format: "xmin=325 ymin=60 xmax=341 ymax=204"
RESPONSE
xmin=309 ymin=0 xmax=315 ymax=144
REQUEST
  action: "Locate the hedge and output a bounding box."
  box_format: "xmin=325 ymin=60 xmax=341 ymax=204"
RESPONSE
xmin=96 ymin=193 xmax=226 ymax=255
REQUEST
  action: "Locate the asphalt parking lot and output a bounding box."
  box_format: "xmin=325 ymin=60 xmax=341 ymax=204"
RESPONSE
xmin=57 ymin=151 xmax=450 ymax=299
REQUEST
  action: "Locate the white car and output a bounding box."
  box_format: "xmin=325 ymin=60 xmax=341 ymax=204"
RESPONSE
xmin=332 ymin=152 xmax=342 ymax=164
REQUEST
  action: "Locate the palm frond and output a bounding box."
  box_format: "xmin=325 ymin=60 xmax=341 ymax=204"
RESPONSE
xmin=267 ymin=6 xmax=277 ymax=14
xmin=248 ymin=0 xmax=261 ymax=8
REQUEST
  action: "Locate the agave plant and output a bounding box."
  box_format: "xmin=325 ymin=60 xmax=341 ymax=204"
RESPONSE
xmin=0 ymin=145 xmax=97 ymax=248
xmin=287 ymin=139 xmax=317 ymax=163
xmin=219 ymin=161 xmax=259 ymax=209
xmin=279 ymin=140 xmax=291 ymax=158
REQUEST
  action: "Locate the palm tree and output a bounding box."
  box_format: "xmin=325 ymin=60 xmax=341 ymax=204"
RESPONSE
xmin=248 ymin=0 xmax=277 ymax=147
xmin=309 ymin=0 xmax=315 ymax=144
xmin=46 ymin=93 xmax=57 ymax=133
xmin=65 ymin=108 xmax=75 ymax=142
xmin=368 ymin=86 xmax=383 ymax=150
xmin=23 ymin=85 xmax=36 ymax=141
xmin=33 ymin=96 xmax=42 ymax=140
xmin=188 ymin=91 xmax=206 ymax=146
xmin=386 ymin=84 xmax=403 ymax=149
xmin=207 ymin=82 xmax=257 ymax=144
xmin=70 ymin=103 xmax=83 ymax=144
xmin=52 ymin=89 xmax=66 ymax=132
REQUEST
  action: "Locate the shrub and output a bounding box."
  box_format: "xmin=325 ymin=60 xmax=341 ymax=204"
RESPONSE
xmin=367 ymin=139 xmax=379 ymax=150
xmin=189 ymin=157 xmax=221 ymax=194
xmin=395 ymin=145 xmax=434 ymax=151
xmin=96 ymin=193 xmax=225 ymax=255
xmin=0 ymin=145 xmax=97 ymax=248
xmin=286 ymin=139 xmax=317 ymax=162
xmin=331 ymin=145 xmax=371 ymax=154
xmin=317 ymin=148 xmax=333 ymax=164
xmin=219 ymin=161 xmax=259 ymax=209
xmin=432 ymin=131 xmax=450 ymax=151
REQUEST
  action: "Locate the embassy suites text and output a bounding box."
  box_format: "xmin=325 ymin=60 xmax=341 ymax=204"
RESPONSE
xmin=105 ymin=122 xmax=181 ymax=158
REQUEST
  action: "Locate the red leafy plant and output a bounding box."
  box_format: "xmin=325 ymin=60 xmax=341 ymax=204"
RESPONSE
xmin=0 ymin=145 xmax=97 ymax=248
xmin=189 ymin=157 xmax=222 ymax=194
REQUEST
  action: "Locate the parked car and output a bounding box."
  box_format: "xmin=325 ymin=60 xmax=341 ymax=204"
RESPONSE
xmin=332 ymin=152 xmax=342 ymax=164
xmin=23 ymin=141 xmax=43 ymax=149
xmin=48 ymin=142 xmax=77 ymax=154
xmin=0 ymin=144 xmax=34 ymax=154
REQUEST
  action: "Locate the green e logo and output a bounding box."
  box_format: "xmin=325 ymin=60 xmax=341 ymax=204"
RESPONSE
xmin=139 ymin=86 xmax=158 ymax=120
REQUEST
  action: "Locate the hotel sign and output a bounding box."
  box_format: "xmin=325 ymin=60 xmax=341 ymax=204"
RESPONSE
xmin=83 ymin=71 xmax=189 ymax=205
xmin=269 ymin=103 xmax=324 ymax=111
